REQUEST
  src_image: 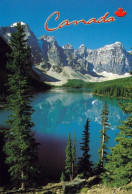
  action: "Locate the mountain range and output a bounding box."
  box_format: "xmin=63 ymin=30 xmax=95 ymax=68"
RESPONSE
xmin=0 ymin=22 xmax=132 ymax=85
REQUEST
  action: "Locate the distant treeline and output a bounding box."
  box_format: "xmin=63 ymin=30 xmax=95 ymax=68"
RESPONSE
xmin=92 ymin=77 xmax=131 ymax=98
xmin=62 ymin=79 xmax=95 ymax=89
xmin=61 ymin=77 xmax=132 ymax=98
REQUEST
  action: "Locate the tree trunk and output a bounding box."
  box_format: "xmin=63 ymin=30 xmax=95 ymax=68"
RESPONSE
xmin=71 ymin=162 xmax=74 ymax=180
xmin=21 ymin=171 xmax=25 ymax=190
xmin=70 ymin=174 xmax=73 ymax=182
xmin=101 ymin=125 xmax=105 ymax=169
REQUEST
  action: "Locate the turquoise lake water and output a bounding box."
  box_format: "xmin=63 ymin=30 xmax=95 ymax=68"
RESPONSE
xmin=0 ymin=89 xmax=128 ymax=179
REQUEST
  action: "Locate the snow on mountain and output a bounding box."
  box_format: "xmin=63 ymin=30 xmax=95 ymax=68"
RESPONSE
xmin=10 ymin=22 xmax=26 ymax=27
xmin=62 ymin=43 xmax=74 ymax=50
xmin=0 ymin=22 xmax=132 ymax=85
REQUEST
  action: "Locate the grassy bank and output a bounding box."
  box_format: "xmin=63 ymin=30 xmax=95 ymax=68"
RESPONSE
xmin=0 ymin=179 xmax=131 ymax=194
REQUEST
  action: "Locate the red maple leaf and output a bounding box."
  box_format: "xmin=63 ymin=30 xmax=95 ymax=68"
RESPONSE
xmin=115 ymin=8 xmax=127 ymax=17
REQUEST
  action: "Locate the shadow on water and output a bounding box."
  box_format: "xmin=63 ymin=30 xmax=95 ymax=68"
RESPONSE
xmin=35 ymin=132 xmax=66 ymax=181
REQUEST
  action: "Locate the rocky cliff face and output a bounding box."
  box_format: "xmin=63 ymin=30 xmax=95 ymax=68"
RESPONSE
xmin=38 ymin=33 xmax=132 ymax=75
xmin=38 ymin=35 xmax=66 ymax=72
xmin=86 ymin=42 xmax=131 ymax=74
xmin=0 ymin=22 xmax=132 ymax=79
xmin=62 ymin=42 xmax=132 ymax=75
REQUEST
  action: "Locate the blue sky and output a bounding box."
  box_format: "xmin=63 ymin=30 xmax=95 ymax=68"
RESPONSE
xmin=0 ymin=0 xmax=132 ymax=50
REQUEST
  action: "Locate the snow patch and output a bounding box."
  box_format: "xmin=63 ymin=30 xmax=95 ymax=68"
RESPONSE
xmin=11 ymin=22 xmax=26 ymax=27
xmin=62 ymin=43 xmax=74 ymax=49
xmin=79 ymin=44 xmax=86 ymax=48
xmin=101 ymin=71 xmax=130 ymax=77
xmin=97 ymin=42 xmax=123 ymax=53
xmin=40 ymin=35 xmax=55 ymax=43
xmin=6 ymin=33 xmax=11 ymax=37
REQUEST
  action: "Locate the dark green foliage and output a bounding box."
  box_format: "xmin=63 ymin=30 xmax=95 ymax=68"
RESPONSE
xmin=65 ymin=134 xmax=72 ymax=181
xmin=60 ymin=172 xmax=65 ymax=182
xmin=61 ymin=77 xmax=131 ymax=98
xmin=62 ymin=79 xmax=95 ymax=89
xmin=0 ymin=35 xmax=50 ymax=101
xmin=0 ymin=36 xmax=11 ymax=70
xmin=78 ymin=119 xmax=93 ymax=178
xmin=65 ymin=133 xmax=76 ymax=181
xmin=93 ymin=77 xmax=131 ymax=98
xmin=103 ymin=75 xmax=132 ymax=187
xmin=98 ymin=103 xmax=110 ymax=172
xmin=4 ymin=23 xmax=39 ymax=189
xmin=0 ymin=37 xmax=11 ymax=96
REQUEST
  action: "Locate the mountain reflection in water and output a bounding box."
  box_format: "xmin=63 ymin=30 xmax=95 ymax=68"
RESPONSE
xmin=0 ymin=89 xmax=128 ymax=179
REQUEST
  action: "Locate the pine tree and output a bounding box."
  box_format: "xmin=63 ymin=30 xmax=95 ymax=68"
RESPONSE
xmin=103 ymin=73 xmax=132 ymax=187
xmin=78 ymin=119 xmax=93 ymax=178
xmin=65 ymin=133 xmax=76 ymax=181
xmin=4 ymin=23 xmax=39 ymax=189
xmin=98 ymin=103 xmax=110 ymax=172
xmin=65 ymin=134 xmax=72 ymax=181
xmin=72 ymin=133 xmax=76 ymax=179
xmin=60 ymin=172 xmax=65 ymax=182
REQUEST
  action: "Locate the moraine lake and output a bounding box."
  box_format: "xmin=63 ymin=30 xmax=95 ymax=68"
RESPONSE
xmin=0 ymin=89 xmax=128 ymax=180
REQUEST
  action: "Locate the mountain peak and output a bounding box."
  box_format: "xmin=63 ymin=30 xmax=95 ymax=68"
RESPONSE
xmin=0 ymin=22 xmax=131 ymax=77
xmin=111 ymin=41 xmax=123 ymax=48
xmin=79 ymin=44 xmax=86 ymax=49
xmin=77 ymin=44 xmax=87 ymax=55
xmin=62 ymin=43 xmax=74 ymax=49
xmin=39 ymin=35 xmax=56 ymax=43
xmin=10 ymin=22 xmax=26 ymax=27
xmin=114 ymin=41 xmax=122 ymax=45
xmin=97 ymin=41 xmax=124 ymax=53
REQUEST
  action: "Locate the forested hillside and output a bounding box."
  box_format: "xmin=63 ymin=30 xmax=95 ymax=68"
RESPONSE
xmin=92 ymin=77 xmax=131 ymax=98
xmin=62 ymin=77 xmax=131 ymax=98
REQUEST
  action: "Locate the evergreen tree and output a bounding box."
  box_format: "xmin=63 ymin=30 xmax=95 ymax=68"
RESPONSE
xmin=4 ymin=23 xmax=39 ymax=189
xmin=72 ymin=133 xmax=76 ymax=179
xmin=103 ymin=73 xmax=132 ymax=187
xmin=98 ymin=103 xmax=110 ymax=172
xmin=65 ymin=134 xmax=72 ymax=181
xmin=60 ymin=172 xmax=65 ymax=182
xmin=65 ymin=133 xmax=77 ymax=181
xmin=78 ymin=119 xmax=93 ymax=178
